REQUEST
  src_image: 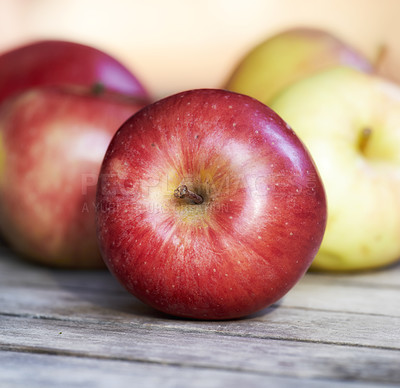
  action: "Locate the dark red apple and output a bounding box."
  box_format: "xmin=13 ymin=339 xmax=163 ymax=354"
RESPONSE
xmin=0 ymin=87 xmax=145 ymax=268
xmin=0 ymin=40 xmax=150 ymax=105
xmin=96 ymin=89 xmax=327 ymax=319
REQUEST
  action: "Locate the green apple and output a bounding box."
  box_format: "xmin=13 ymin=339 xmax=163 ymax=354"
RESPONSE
xmin=225 ymin=27 xmax=373 ymax=104
xmin=270 ymin=66 xmax=400 ymax=272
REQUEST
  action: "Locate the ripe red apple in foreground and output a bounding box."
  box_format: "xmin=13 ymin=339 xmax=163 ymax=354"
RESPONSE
xmin=96 ymin=89 xmax=327 ymax=319
xmin=0 ymin=40 xmax=150 ymax=105
xmin=0 ymin=87 xmax=144 ymax=268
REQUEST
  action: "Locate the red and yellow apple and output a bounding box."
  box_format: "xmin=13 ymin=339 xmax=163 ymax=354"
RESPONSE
xmin=225 ymin=27 xmax=373 ymax=104
xmin=96 ymin=89 xmax=327 ymax=319
xmin=0 ymin=87 xmax=144 ymax=268
xmin=0 ymin=40 xmax=151 ymax=104
xmin=270 ymin=66 xmax=400 ymax=271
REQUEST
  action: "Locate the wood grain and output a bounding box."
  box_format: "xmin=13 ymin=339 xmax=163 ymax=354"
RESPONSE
xmin=1 ymin=247 xmax=399 ymax=387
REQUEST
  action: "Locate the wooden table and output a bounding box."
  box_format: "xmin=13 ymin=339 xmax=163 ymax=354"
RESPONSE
xmin=1 ymin=245 xmax=399 ymax=387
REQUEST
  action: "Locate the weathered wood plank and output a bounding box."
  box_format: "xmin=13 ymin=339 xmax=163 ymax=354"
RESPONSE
xmin=2 ymin=246 xmax=400 ymax=386
xmin=0 ymin=252 xmax=118 ymax=291
xmin=1 ymin=315 xmax=400 ymax=384
xmin=1 ymin=247 xmax=400 ymax=290
xmin=283 ymin=276 xmax=400 ymax=317
xmin=308 ymin=261 xmax=400 ymax=288
xmin=0 ymin=350 xmax=389 ymax=388
xmin=0 ymin=283 xmax=399 ymax=350
xmin=1 ymin=250 xmax=399 ymax=318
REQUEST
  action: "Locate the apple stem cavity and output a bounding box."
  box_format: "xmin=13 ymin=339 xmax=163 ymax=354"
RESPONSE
xmin=174 ymin=185 xmax=204 ymax=205
xmin=358 ymin=127 xmax=372 ymax=154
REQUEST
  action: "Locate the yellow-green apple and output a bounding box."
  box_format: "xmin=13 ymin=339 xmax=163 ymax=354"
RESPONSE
xmin=0 ymin=40 xmax=151 ymax=105
xmin=225 ymin=27 xmax=373 ymax=104
xmin=270 ymin=66 xmax=400 ymax=272
xmin=96 ymin=89 xmax=327 ymax=320
xmin=0 ymin=87 xmax=145 ymax=268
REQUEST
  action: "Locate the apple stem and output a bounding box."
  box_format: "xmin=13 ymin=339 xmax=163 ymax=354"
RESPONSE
xmin=174 ymin=185 xmax=204 ymax=204
xmin=358 ymin=128 xmax=372 ymax=154
xmin=91 ymin=82 xmax=106 ymax=95
xmin=374 ymin=44 xmax=387 ymax=70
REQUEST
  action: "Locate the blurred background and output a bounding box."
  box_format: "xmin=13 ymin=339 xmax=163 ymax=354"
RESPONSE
xmin=0 ymin=0 xmax=399 ymax=99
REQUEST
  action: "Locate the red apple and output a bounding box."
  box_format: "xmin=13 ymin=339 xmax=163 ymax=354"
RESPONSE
xmin=0 ymin=87 xmax=145 ymax=268
xmin=96 ymin=89 xmax=327 ymax=320
xmin=0 ymin=40 xmax=150 ymax=105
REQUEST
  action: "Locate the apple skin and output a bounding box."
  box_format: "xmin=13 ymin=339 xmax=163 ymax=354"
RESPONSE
xmin=96 ymin=89 xmax=327 ymax=320
xmin=225 ymin=27 xmax=373 ymax=104
xmin=0 ymin=87 xmax=145 ymax=268
xmin=270 ymin=66 xmax=400 ymax=272
xmin=0 ymin=40 xmax=150 ymax=105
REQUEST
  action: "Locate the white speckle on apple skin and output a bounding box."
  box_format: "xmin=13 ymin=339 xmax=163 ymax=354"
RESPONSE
xmin=172 ymin=235 xmax=181 ymax=247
